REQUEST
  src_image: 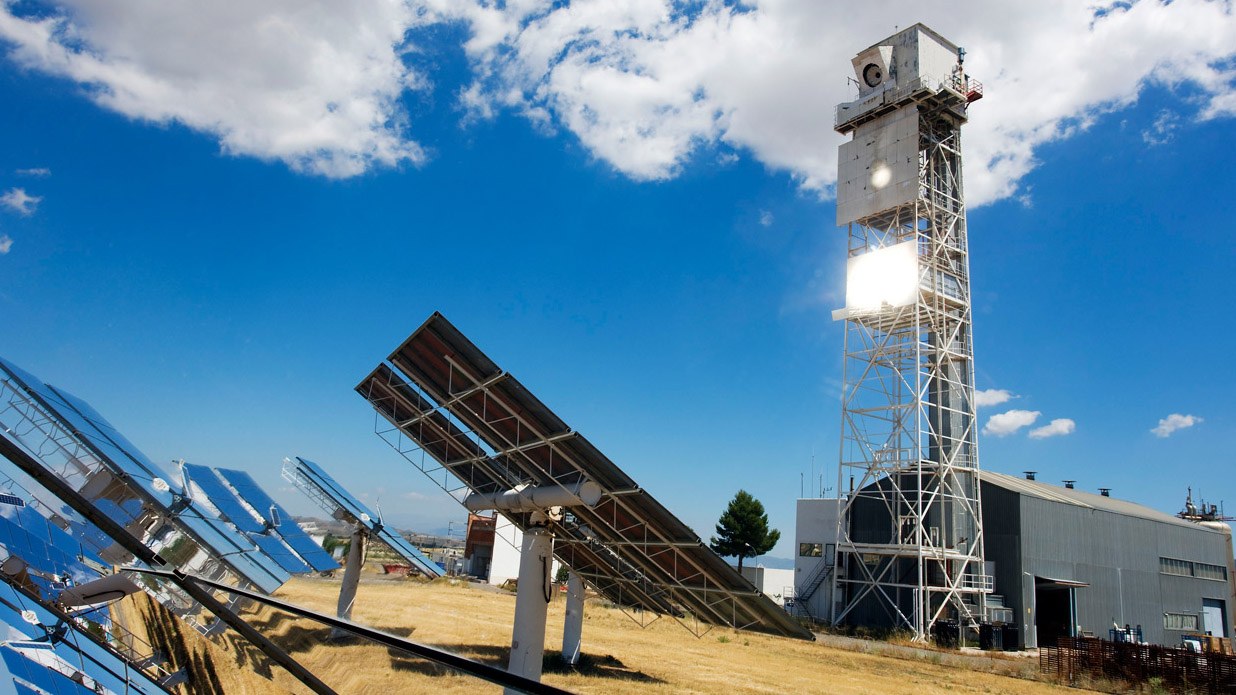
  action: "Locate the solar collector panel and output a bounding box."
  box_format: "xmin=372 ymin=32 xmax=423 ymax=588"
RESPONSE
xmin=249 ymin=534 xmax=310 ymax=574
xmin=365 ymin=313 xmax=812 ymax=640
xmin=0 ymin=359 xmax=289 ymax=594
xmin=212 ymin=468 xmax=338 ymax=573
xmin=182 ymin=464 xmax=266 ymax=534
xmin=289 ymin=458 xmax=441 ymax=578
xmin=0 ymin=578 xmax=169 ymax=694
xmin=1 ymin=647 xmax=96 ymax=695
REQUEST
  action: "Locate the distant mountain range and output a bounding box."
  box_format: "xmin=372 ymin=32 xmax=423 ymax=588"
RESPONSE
xmin=745 ymin=555 xmax=794 ymax=570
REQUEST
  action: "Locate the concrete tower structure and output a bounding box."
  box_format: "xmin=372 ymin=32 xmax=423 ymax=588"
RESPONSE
xmin=830 ymin=24 xmax=990 ymax=641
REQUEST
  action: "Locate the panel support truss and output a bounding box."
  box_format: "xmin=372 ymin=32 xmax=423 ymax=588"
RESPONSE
xmin=358 ymin=316 xmax=812 ymax=641
xmin=832 ymin=91 xmax=990 ymax=641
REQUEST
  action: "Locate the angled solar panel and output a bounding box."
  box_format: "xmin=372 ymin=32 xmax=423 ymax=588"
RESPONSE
xmin=182 ymin=463 xmax=266 ymax=534
xmin=14 ymin=680 xmax=45 ymax=695
xmin=284 ymin=457 xmax=442 ymax=578
xmin=0 ymin=485 xmax=177 ymax=693
xmin=0 ymin=493 xmax=24 ymax=508
xmin=0 ymin=357 xmax=288 ymax=594
xmin=1 ymin=645 xmax=97 ymax=695
xmin=211 ymin=468 xmax=339 ymax=573
xmin=0 ymin=582 xmax=171 ymax=695
xmin=357 ymin=313 xmax=812 ymax=640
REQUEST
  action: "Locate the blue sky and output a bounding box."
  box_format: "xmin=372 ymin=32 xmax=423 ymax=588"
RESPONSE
xmin=0 ymin=0 xmax=1234 ymax=594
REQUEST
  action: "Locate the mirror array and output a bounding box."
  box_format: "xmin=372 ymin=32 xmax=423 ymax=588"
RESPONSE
xmin=283 ymin=457 xmax=442 ymax=578
xmin=0 ymin=356 xmax=342 ymax=691
xmin=357 ymin=312 xmax=812 ymax=640
xmin=0 ymin=358 xmax=289 ymax=596
xmin=183 ymin=464 xmax=339 ymax=575
xmin=0 ymin=479 xmax=178 ymax=693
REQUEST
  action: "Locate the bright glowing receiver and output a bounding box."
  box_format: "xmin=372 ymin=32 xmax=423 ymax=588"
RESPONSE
xmin=844 ymin=240 xmax=919 ymax=311
xmin=870 ymin=162 xmax=892 ymax=189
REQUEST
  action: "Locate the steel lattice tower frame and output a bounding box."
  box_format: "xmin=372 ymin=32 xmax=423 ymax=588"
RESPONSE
xmin=829 ymin=25 xmax=991 ymax=642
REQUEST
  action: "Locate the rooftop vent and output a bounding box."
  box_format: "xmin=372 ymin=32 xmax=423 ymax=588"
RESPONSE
xmin=1063 ymin=480 xmax=1076 ymax=489
xmin=1024 ymin=471 xmax=1037 ymax=481
xmin=1099 ymin=488 xmax=1111 ymax=497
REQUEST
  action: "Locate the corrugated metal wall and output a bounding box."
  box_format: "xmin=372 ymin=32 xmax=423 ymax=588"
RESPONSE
xmin=1017 ymin=494 xmax=1231 ymax=647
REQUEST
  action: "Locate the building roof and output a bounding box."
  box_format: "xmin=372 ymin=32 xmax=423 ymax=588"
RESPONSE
xmin=982 ymin=470 xmax=1221 ymax=532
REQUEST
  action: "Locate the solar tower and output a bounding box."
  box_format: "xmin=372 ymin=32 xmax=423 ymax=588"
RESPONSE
xmin=830 ymin=24 xmax=990 ymax=641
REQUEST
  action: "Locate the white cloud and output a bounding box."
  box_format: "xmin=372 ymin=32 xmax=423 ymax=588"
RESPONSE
xmin=0 ymin=0 xmax=429 ymax=178
xmin=759 ymin=210 xmax=774 ymax=227
xmin=15 ymin=167 xmax=50 ymax=177
xmin=974 ymin=388 xmax=1014 ymax=408
xmin=1029 ymin=418 xmax=1075 ymax=439
xmin=1142 ymin=110 xmax=1179 ymax=145
xmin=0 ymin=188 xmax=41 ymax=215
xmin=1151 ymin=413 xmax=1202 ymax=438
xmin=0 ymin=234 xmax=11 ymax=254
xmin=983 ymin=409 xmax=1040 ymax=437
xmin=434 ymin=0 xmax=1236 ymax=204
xmin=3 ymin=1 xmax=1235 ymax=195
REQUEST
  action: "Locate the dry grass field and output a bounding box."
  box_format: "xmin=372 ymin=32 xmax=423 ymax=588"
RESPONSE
xmin=138 ymin=568 xmax=1093 ymax=695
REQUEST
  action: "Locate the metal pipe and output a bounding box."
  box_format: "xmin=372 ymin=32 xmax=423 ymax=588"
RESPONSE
xmin=464 ymin=481 xmax=602 ymax=513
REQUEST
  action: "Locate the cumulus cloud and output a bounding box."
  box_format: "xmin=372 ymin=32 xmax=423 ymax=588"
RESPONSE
xmin=1029 ymin=418 xmax=1075 ymax=439
xmin=432 ymin=0 xmax=1236 ymax=203
xmin=0 ymin=234 xmax=11 ymax=254
xmin=1151 ymin=413 xmax=1202 ymax=438
xmin=0 ymin=0 xmax=428 ymax=178
xmin=3 ymin=1 xmax=1235 ymax=195
xmin=983 ymin=409 xmax=1040 ymax=437
xmin=1142 ymin=110 xmax=1180 ymax=145
xmin=974 ymin=388 xmax=1014 ymax=408
xmin=0 ymin=188 xmax=41 ymax=215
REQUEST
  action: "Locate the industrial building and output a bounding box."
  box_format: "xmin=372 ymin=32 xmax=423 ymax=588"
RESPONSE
xmin=795 ymin=475 xmax=1236 ymax=649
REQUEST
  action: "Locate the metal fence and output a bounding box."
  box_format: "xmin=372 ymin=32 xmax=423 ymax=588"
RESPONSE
xmin=1041 ymin=637 xmax=1236 ymax=693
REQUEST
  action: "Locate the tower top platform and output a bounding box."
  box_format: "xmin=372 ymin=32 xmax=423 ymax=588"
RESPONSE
xmin=836 ymin=23 xmax=981 ymax=134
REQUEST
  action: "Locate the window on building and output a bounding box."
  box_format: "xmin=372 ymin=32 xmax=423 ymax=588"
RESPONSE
xmin=799 ymin=543 xmax=822 ymax=557
xmin=1195 ymin=562 xmax=1227 ymax=581
xmin=1164 ymin=613 xmax=1199 ymax=631
xmin=1160 ymin=557 xmax=1194 ymax=577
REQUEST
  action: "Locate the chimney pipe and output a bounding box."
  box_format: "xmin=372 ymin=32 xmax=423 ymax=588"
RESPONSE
xmin=1024 ymin=471 xmax=1037 ymax=481
xmin=1099 ymin=488 xmax=1111 ymax=497
xmin=1063 ymin=480 xmax=1076 ymax=489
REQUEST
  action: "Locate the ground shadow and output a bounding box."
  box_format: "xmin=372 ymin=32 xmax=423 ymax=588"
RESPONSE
xmin=541 ymin=649 xmax=666 ymax=684
xmin=386 ymin=644 xmax=664 ymax=685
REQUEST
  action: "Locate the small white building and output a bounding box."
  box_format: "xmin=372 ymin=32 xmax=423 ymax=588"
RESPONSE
xmin=792 ymin=498 xmax=841 ymax=621
xmin=736 ymin=565 xmax=796 ymax=607
xmin=488 ymin=515 xmax=523 ymax=585
xmin=488 ymin=515 xmax=563 ymax=585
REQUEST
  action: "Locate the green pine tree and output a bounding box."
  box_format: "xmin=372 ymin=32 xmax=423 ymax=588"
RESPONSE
xmin=709 ymin=490 xmax=780 ymax=571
